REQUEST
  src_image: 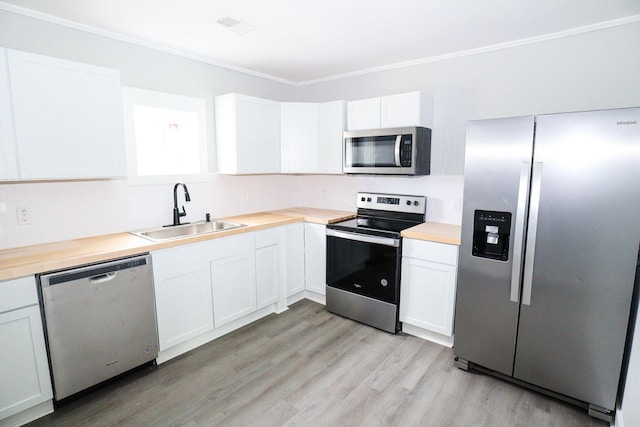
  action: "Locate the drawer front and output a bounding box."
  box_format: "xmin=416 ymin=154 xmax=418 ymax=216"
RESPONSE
xmin=402 ymin=238 xmax=458 ymax=266
xmin=255 ymin=227 xmax=279 ymax=248
xmin=0 ymin=276 xmax=39 ymax=313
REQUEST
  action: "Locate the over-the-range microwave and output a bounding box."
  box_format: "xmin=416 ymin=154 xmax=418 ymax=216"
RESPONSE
xmin=343 ymin=126 xmax=431 ymax=175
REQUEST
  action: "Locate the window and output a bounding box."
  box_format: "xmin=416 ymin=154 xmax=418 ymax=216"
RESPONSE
xmin=122 ymin=87 xmax=208 ymax=184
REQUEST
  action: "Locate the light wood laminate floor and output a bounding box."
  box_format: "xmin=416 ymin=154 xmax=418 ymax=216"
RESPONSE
xmin=29 ymin=300 xmax=606 ymax=427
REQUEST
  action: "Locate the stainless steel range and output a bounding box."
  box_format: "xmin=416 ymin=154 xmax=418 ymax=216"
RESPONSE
xmin=325 ymin=192 xmax=426 ymax=333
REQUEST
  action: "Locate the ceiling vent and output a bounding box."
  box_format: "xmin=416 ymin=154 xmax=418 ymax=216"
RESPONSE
xmin=216 ymin=16 xmax=256 ymax=35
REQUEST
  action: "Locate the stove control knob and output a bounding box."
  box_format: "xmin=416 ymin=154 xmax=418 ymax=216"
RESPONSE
xmin=361 ymin=197 xmax=366 ymax=202
xmin=413 ymin=201 xmax=419 ymax=206
xmin=367 ymin=197 xmax=371 ymax=202
xmin=406 ymin=200 xmax=411 ymax=206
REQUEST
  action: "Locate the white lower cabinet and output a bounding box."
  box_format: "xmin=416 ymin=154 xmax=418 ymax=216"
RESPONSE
xmin=255 ymin=228 xmax=280 ymax=309
xmin=151 ymin=244 xmax=214 ymax=351
xmin=304 ymin=223 xmax=326 ymax=295
xmin=0 ymin=276 xmax=53 ymax=425
xmin=210 ymin=233 xmax=257 ymax=327
xmin=284 ymin=223 xmax=305 ymax=297
xmin=400 ymin=238 xmax=459 ymax=347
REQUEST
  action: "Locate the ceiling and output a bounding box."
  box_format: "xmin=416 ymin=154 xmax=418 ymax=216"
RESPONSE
xmin=1 ymin=0 xmax=640 ymax=84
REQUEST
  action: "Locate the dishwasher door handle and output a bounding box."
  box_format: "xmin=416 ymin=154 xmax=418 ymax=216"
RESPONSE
xmin=89 ymin=272 xmax=117 ymax=284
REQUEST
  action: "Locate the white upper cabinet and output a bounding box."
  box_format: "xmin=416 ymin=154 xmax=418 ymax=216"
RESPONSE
xmin=347 ymin=97 xmax=381 ymax=130
xmin=5 ymin=49 xmax=126 ymax=179
xmin=281 ymin=100 xmax=345 ymax=174
xmin=281 ymin=102 xmax=319 ymax=173
xmin=318 ymin=101 xmax=346 ymax=174
xmin=380 ymin=91 xmax=433 ymax=128
xmin=347 ymin=91 xmax=433 ymax=130
xmin=0 ymin=48 xmax=18 ymax=180
xmin=215 ymin=93 xmax=281 ymax=174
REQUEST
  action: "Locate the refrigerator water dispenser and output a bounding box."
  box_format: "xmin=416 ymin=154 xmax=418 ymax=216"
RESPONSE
xmin=472 ymin=210 xmax=511 ymax=261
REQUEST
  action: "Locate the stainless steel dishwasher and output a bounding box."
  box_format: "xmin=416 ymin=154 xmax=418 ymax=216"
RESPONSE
xmin=38 ymin=254 xmax=158 ymax=401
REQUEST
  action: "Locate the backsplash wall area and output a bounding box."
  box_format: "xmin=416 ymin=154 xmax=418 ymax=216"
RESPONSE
xmin=0 ymin=174 xmax=462 ymax=250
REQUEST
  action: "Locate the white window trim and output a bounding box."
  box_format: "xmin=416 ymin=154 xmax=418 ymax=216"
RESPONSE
xmin=122 ymin=86 xmax=209 ymax=185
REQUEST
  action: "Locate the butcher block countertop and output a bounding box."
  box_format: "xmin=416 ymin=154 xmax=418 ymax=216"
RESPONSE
xmin=0 ymin=208 xmax=355 ymax=282
xmin=401 ymin=222 xmax=462 ymax=246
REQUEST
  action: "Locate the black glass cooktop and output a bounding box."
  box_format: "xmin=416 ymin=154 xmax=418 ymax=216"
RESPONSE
xmin=328 ymin=216 xmax=421 ymax=237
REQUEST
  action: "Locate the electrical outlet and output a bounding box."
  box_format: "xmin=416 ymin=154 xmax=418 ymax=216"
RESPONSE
xmin=240 ymin=192 xmax=250 ymax=202
xmin=452 ymin=198 xmax=462 ymax=211
xmin=17 ymin=207 xmax=31 ymax=225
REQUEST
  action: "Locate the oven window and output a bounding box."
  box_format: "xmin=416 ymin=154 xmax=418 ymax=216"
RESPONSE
xmin=326 ymin=235 xmax=400 ymax=303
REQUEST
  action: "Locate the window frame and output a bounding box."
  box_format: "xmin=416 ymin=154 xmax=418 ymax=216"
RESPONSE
xmin=122 ymin=86 xmax=209 ymax=185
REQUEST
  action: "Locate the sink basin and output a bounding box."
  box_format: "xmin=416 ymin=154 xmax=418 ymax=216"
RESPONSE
xmin=131 ymin=220 xmax=246 ymax=242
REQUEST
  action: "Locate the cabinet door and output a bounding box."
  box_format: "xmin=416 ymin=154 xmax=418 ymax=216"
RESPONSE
xmin=152 ymin=246 xmax=213 ymax=351
xmin=399 ymin=257 xmax=457 ymax=336
xmin=215 ymin=93 xmax=281 ymax=175
xmin=256 ymin=245 xmax=279 ymax=309
xmin=209 ymin=234 xmax=257 ymax=327
xmin=284 ymin=223 xmax=305 ymax=297
xmin=281 ymin=102 xmax=319 ymax=173
xmin=0 ymin=48 xmax=18 ymax=180
xmin=7 ymin=50 xmax=125 ymax=179
xmin=380 ymin=91 xmax=433 ymax=128
xmin=0 ymin=305 xmax=53 ymax=420
xmin=318 ymin=101 xmax=345 ymax=174
xmin=347 ymin=97 xmax=381 ymax=130
xmin=304 ymin=223 xmax=326 ymax=295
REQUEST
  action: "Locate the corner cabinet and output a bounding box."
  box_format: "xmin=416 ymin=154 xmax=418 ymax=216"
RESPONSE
xmin=304 ymin=223 xmax=327 ymax=296
xmin=281 ymin=101 xmax=345 ymax=174
xmin=2 ymin=49 xmax=126 ymax=180
xmin=0 ymin=276 xmax=53 ymax=425
xmin=215 ymin=93 xmax=281 ymax=174
xmin=283 ymin=223 xmax=305 ymax=298
xmin=399 ymin=238 xmax=458 ymax=347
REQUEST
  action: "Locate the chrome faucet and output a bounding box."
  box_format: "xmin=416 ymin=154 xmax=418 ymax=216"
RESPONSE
xmin=172 ymin=183 xmax=191 ymax=226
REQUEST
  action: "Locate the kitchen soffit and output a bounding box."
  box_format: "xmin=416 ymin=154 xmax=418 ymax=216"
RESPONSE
xmin=1 ymin=0 xmax=639 ymax=85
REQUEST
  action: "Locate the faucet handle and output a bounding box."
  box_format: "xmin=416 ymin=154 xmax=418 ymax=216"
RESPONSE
xmin=179 ymin=206 xmax=187 ymax=218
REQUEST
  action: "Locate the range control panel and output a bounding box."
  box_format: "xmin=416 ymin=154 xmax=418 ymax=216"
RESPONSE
xmin=356 ymin=192 xmax=426 ymax=215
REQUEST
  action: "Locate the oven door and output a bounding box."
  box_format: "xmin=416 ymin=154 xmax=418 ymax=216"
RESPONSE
xmin=325 ymin=228 xmax=401 ymax=304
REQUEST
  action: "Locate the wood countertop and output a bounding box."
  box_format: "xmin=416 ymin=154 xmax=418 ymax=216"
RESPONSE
xmin=0 ymin=208 xmax=355 ymax=282
xmin=268 ymin=207 xmax=356 ymax=224
xmin=401 ymin=222 xmax=462 ymax=246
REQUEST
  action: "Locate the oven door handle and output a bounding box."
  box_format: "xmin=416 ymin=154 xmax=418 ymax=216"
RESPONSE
xmin=326 ymin=229 xmax=400 ymax=247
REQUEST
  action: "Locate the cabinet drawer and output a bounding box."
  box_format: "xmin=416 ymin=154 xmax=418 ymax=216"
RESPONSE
xmin=402 ymin=238 xmax=458 ymax=266
xmin=0 ymin=276 xmax=38 ymax=313
xmin=255 ymin=227 xmax=279 ymax=248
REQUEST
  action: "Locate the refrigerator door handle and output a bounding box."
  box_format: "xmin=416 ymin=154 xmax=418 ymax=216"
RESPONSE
xmin=522 ymin=161 xmax=543 ymax=306
xmin=510 ymin=162 xmax=531 ymax=303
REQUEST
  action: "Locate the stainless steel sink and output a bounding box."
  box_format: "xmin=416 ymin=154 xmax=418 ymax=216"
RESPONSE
xmin=131 ymin=220 xmax=246 ymax=242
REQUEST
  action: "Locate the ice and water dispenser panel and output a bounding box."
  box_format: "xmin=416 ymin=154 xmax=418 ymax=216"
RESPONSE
xmin=472 ymin=210 xmax=511 ymax=261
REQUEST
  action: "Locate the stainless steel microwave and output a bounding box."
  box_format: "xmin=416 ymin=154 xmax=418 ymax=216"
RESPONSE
xmin=343 ymin=127 xmax=431 ymax=175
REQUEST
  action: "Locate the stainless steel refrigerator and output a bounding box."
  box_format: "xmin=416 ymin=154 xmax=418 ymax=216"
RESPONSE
xmin=454 ymin=107 xmax=640 ymax=422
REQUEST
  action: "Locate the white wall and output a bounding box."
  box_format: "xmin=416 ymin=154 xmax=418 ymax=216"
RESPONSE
xmin=297 ymin=21 xmax=640 ymax=175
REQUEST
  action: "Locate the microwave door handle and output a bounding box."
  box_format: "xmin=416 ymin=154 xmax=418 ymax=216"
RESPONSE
xmin=394 ymin=135 xmax=402 ymax=166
